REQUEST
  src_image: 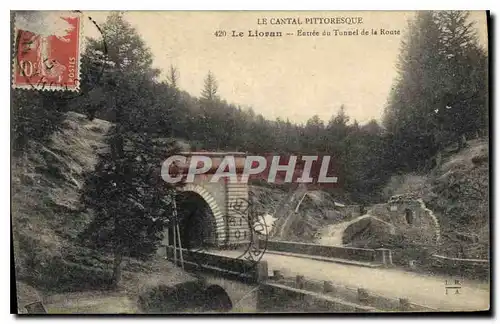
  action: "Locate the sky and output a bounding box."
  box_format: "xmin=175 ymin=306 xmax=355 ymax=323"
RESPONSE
xmin=83 ymin=11 xmax=488 ymax=125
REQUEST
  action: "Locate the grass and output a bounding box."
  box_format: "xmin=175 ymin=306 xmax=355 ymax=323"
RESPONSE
xmin=12 ymin=112 xmax=114 ymax=298
xmin=46 ymin=296 xmax=138 ymax=314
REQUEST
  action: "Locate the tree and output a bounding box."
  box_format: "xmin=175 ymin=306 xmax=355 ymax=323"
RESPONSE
xmin=97 ymin=12 xmax=157 ymax=74
xmin=434 ymin=11 xmax=488 ymax=147
xmin=11 ymin=90 xmax=68 ymax=152
xmin=384 ymin=11 xmax=487 ymax=172
xmin=79 ymin=13 xmax=178 ymax=286
xmin=302 ymin=115 xmax=325 ymax=154
xmin=198 ymin=71 xmax=231 ymax=149
xmin=384 ymin=11 xmax=449 ymax=171
xmin=79 ymin=12 xmax=160 ymax=122
xmin=80 ymin=128 xmax=178 ymax=286
xmin=167 ymin=64 xmax=179 ymax=89
xmin=201 ymin=70 xmax=218 ymax=101
xmin=327 ymin=105 xmax=350 ymax=140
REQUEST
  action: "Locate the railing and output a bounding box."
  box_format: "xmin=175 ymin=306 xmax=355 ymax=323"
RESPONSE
xmin=431 ymin=254 xmax=489 ymax=278
xmin=261 ymin=239 xmax=393 ymax=266
xmin=263 ymin=271 xmax=437 ymax=312
xmin=164 ymin=245 xmax=268 ymax=284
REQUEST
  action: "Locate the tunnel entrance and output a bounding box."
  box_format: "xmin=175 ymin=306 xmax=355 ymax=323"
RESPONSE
xmin=204 ymin=285 xmax=233 ymax=312
xmin=404 ymin=208 xmax=414 ymax=225
xmin=167 ymin=191 xmax=217 ymax=250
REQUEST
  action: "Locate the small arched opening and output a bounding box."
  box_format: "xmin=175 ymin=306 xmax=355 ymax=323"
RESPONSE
xmin=404 ymin=208 xmax=414 ymax=225
xmin=203 ymin=285 xmax=233 ymax=312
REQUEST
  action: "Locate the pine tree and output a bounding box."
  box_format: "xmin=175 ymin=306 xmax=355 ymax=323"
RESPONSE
xmin=167 ymin=65 xmax=179 ymax=89
xmin=384 ymin=11 xmax=487 ymax=171
xmin=80 ymin=128 xmax=178 ymax=286
xmin=384 ymin=11 xmax=447 ymax=171
xmin=201 ymin=70 xmax=218 ymax=101
xmin=434 ymin=11 xmax=488 ymax=147
xmin=79 ymin=13 xmax=178 ymax=286
xmin=198 ymin=71 xmax=225 ymax=149
xmin=303 ymin=115 xmax=325 ymax=154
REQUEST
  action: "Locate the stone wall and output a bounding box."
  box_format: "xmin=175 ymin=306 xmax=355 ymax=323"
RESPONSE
xmin=163 ymin=246 xmax=268 ymax=283
xmin=261 ymin=239 xmax=393 ymax=266
xmin=257 ymin=276 xmax=435 ymax=312
xmin=367 ymin=199 xmax=440 ymax=247
xmin=257 ymin=283 xmax=376 ymax=313
xmin=226 ymin=181 xmax=252 ymax=247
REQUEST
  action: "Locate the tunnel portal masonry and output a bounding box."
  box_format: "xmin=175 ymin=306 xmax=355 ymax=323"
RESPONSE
xmin=178 ymin=193 xmax=270 ymax=270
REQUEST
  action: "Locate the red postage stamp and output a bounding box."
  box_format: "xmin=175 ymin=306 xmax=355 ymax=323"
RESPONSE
xmin=12 ymin=12 xmax=82 ymax=92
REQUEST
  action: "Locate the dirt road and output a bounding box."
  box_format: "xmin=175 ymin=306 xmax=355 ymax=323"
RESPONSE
xmin=215 ymin=249 xmax=490 ymax=311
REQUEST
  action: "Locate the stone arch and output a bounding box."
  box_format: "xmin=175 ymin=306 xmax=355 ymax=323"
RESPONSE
xmin=178 ymin=184 xmax=226 ymax=245
xmin=204 ymin=285 xmax=233 ymax=312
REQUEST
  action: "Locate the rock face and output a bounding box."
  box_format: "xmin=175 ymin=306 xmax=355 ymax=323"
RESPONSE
xmin=341 ymin=215 xmax=397 ymax=246
xmin=317 ymin=195 xmax=440 ymax=252
xmin=249 ymin=186 xmax=346 ymax=243
xmin=317 ymin=215 xmax=395 ymax=247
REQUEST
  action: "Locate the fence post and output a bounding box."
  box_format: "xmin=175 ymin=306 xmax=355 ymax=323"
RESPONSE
xmin=399 ymin=298 xmax=411 ymax=311
xmin=256 ymin=261 xmax=269 ymax=282
xmin=273 ymin=270 xmax=283 ymax=280
xmin=296 ymin=275 xmax=305 ymax=289
xmin=323 ymin=281 xmax=335 ymax=293
xmin=358 ymin=288 xmax=370 ymax=304
xmin=376 ymin=248 xmax=393 ymax=267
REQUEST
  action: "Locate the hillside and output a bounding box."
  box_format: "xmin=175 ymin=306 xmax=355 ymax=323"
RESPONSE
xmin=353 ymin=139 xmax=489 ymax=261
xmin=417 ymin=139 xmax=489 ymax=259
xmin=12 ymin=112 xmax=112 ymax=287
xmin=12 ymin=112 xmax=197 ymax=311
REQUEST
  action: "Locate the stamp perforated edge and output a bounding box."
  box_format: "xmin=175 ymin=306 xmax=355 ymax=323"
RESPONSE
xmin=11 ymin=11 xmax=84 ymax=92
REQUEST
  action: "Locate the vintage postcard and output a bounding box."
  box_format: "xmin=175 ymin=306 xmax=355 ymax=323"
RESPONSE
xmin=11 ymin=10 xmax=490 ymax=314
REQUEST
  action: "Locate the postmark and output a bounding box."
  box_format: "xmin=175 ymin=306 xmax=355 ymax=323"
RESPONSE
xmin=226 ymin=195 xmax=269 ymax=264
xmin=13 ymin=11 xmax=83 ymax=92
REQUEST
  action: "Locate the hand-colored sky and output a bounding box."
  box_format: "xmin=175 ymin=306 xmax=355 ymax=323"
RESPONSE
xmin=83 ymin=11 xmax=488 ymax=124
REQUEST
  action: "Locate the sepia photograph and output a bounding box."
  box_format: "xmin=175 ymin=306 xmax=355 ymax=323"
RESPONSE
xmin=10 ymin=10 xmax=490 ymax=314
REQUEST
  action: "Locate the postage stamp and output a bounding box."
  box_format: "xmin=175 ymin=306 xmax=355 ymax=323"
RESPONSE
xmin=12 ymin=11 xmax=82 ymax=91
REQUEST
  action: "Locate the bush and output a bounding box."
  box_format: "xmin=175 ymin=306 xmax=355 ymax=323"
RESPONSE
xmin=137 ymin=281 xmax=207 ymax=313
xmin=12 ymin=90 xmax=68 ymax=153
xmin=32 ymin=256 xmax=114 ymax=293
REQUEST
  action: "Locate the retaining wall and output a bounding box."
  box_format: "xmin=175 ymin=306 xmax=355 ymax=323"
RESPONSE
xmin=164 ymin=246 xmax=268 ymax=283
xmin=257 ymin=282 xmax=376 ymax=313
xmin=258 ymin=274 xmax=436 ymax=312
xmin=431 ymin=254 xmax=489 ymax=279
xmin=261 ymin=239 xmax=392 ymax=266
